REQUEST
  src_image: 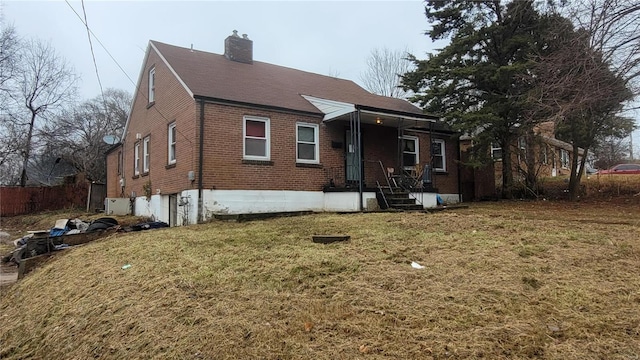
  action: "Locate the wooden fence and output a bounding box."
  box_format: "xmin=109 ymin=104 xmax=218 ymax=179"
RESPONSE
xmin=0 ymin=183 xmax=89 ymax=217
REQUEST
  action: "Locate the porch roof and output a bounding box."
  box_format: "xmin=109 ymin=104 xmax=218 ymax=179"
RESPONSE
xmin=301 ymin=95 xmax=438 ymax=128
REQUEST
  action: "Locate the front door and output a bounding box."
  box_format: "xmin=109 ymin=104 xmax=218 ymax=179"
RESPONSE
xmin=345 ymin=130 xmax=362 ymax=184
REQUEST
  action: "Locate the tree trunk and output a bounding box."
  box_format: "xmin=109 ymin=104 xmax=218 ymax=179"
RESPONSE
xmin=567 ymin=144 xmax=588 ymax=201
xmin=19 ymin=112 xmax=37 ymax=187
xmin=501 ymin=138 xmax=514 ymax=199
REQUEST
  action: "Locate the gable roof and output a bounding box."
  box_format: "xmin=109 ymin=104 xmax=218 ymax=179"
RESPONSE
xmin=150 ymin=40 xmax=427 ymax=117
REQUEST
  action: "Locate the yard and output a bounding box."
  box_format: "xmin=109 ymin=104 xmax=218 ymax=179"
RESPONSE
xmin=1 ymin=201 xmax=639 ymax=359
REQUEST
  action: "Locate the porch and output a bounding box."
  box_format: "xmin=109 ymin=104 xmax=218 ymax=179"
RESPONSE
xmin=305 ymin=96 xmax=443 ymax=210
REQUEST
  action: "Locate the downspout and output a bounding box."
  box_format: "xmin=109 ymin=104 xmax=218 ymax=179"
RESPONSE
xmin=197 ymin=99 xmax=205 ymax=223
xmin=356 ymin=109 xmax=363 ymax=211
xmin=456 ymin=134 xmax=462 ymax=203
xmin=429 ymin=121 xmax=435 ymax=190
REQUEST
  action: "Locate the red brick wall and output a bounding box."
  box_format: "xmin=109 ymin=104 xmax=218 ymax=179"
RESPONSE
xmin=107 ymin=46 xmax=197 ymax=198
xmin=198 ymin=102 xmax=332 ymax=191
xmin=107 ymin=46 xmax=461 ymax=197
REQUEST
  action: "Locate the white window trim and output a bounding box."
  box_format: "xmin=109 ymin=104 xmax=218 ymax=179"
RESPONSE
xmin=432 ymin=139 xmax=446 ymax=172
xmin=296 ymin=122 xmax=320 ymax=164
xmin=243 ymin=115 xmax=270 ymax=161
xmin=148 ymin=67 xmax=155 ymax=103
xmin=491 ymin=143 xmax=502 ymax=161
xmin=402 ymin=135 xmax=419 ymax=170
xmin=168 ymin=122 xmax=176 ymax=164
xmin=134 ymin=143 xmax=140 ymax=176
xmin=560 ymin=149 xmax=569 ymax=169
xmin=143 ymin=136 xmax=150 ymax=172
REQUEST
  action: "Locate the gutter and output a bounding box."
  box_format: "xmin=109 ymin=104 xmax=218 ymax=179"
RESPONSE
xmin=193 ymin=95 xmax=322 ymax=118
xmin=197 ymin=98 xmax=205 ymax=223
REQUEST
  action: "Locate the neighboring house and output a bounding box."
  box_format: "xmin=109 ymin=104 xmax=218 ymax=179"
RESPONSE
xmin=106 ymin=31 xmax=461 ymax=225
xmin=460 ymin=121 xmax=584 ymax=200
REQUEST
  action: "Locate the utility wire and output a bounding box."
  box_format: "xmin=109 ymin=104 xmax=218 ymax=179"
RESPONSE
xmin=79 ymin=0 xmax=108 ymax=121
xmin=63 ymin=0 xmax=194 ymax=148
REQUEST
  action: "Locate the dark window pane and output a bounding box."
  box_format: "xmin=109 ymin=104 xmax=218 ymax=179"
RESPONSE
xmin=246 ymin=120 xmax=266 ymax=138
xmin=432 ymin=143 xmax=442 ymax=156
xmin=403 ymin=139 xmax=415 ymax=152
xmin=433 ymin=156 xmax=443 ymax=169
xmin=298 ymin=143 xmax=315 ymax=160
xmin=298 ymin=126 xmax=315 ymax=142
xmin=403 ymin=153 xmax=416 ymax=166
xmin=245 ymin=138 xmax=266 ymax=156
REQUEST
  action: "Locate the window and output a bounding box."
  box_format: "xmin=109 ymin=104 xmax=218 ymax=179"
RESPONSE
xmin=432 ymin=139 xmax=446 ymax=172
xmin=402 ymin=136 xmax=419 ymax=169
xmin=243 ymin=116 xmax=270 ymax=160
xmin=491 ymin=142 xmax=502 ymax=161
xmin=540 ymin=145 xmax=548 ymax=165
xmin=134 ymin=143 xmax=140 ymax=175
xmin=296 ymin=123 xmax=319 ymax=163
xmin=168 ymin=122 xmax=176 ymax=164
xmin=518 ymin=137 xmax=527 ymax=162
xmin=148 ymin=67 xmax=155 ymax=103
xmin=143 ymin=136 xmax=150 ymax=172
xmin=560 ymin=149 xmax=569 ymax=169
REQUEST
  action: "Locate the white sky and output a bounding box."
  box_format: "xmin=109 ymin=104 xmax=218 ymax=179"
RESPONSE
xmin=3 ymin=0 xmax=638 ymax=157
xmin=2 ymin=0 xmax=437 ymax=99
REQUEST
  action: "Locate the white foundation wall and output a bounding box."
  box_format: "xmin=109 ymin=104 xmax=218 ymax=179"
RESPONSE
xmin=133 ymin=190 xmax=450 ymax=225
xmin=178 ymin=190 xmax=199 ymax=226
xmin=323 ymin=192 xmax=377 ymax=212
xmin=409 ymin=193 xmax=461 ymax=209
xmin=202 ymin=190 xmax=324 ymax=216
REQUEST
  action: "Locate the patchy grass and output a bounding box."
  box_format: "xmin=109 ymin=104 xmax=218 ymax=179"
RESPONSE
xmin=1 ymin=202 xmax=640 ymax=359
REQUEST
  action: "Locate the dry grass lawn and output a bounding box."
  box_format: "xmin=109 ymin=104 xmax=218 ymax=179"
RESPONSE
xmin=1 ymin=201 xmax=640 ymax=359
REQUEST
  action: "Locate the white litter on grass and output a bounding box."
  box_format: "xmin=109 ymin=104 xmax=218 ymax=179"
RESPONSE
xmin=411 ymin=261 xmax=425 ymax=269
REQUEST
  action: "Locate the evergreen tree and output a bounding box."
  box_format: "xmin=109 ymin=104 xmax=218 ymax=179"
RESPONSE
xmin=402 ymin=0 xmax=550 ymax=198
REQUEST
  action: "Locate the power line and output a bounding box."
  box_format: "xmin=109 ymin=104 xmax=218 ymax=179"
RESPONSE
xmin=63 ymin=0 xmax=194 ymax=149
xmin=79 ymin=0 xmax=108 ymax=120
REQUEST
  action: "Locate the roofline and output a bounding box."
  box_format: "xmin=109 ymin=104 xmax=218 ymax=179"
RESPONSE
xmin=122 ymin=41 xmax=195 ymax=141
xmin=355 ymin=104 xmax=438 ymax=122
xmin=193 ymin=95 xmax=324 ymax=117
xmin=105 ymin=142 xmax=122 ymax=155
xmin=150 ymin=41 xmax=194 ymax=98
xmin=121 ymin=43 xmax=152 ymax=141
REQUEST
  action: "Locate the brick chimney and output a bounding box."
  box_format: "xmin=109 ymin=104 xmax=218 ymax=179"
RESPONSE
xmin=224 ymin=30 xmax=253 ymax=64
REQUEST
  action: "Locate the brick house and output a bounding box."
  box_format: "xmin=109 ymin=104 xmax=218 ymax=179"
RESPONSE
xmin=460 ymin=121 xmax=583 ymax=200
xmin=106 ymin=32 xmax=461 ymax=225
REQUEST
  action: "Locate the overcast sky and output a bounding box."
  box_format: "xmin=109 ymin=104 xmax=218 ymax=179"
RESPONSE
xmin=4 ymin=0 xmax=638 ymax=157
xmin=3 ymin=0 xmax=437 ymax=100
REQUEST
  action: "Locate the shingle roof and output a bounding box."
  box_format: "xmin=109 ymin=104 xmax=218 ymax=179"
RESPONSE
xmin=151 ymin=40 xmax=426 ymax=116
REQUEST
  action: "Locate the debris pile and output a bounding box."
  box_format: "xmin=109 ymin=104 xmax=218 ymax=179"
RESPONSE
xmin=1 ymin=217 xmax=120 ymax=265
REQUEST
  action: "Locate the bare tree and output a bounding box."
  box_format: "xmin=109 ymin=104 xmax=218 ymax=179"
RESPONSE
xmin=9 ymin=39 xmax=78 ymax=186
xmin=0 ymin=23 xmax=20 ymax=99
xmin=530 ymin=1 xmax=639 ymax=199
xmin=43 ymin=88 xmax=132 ymax=182
xmin=360 ymin=47 xmax=413 ymax=99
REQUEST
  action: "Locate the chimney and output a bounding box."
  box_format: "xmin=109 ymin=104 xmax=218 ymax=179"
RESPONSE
xmin=224 ymin=30 xmax=253 ymax=64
